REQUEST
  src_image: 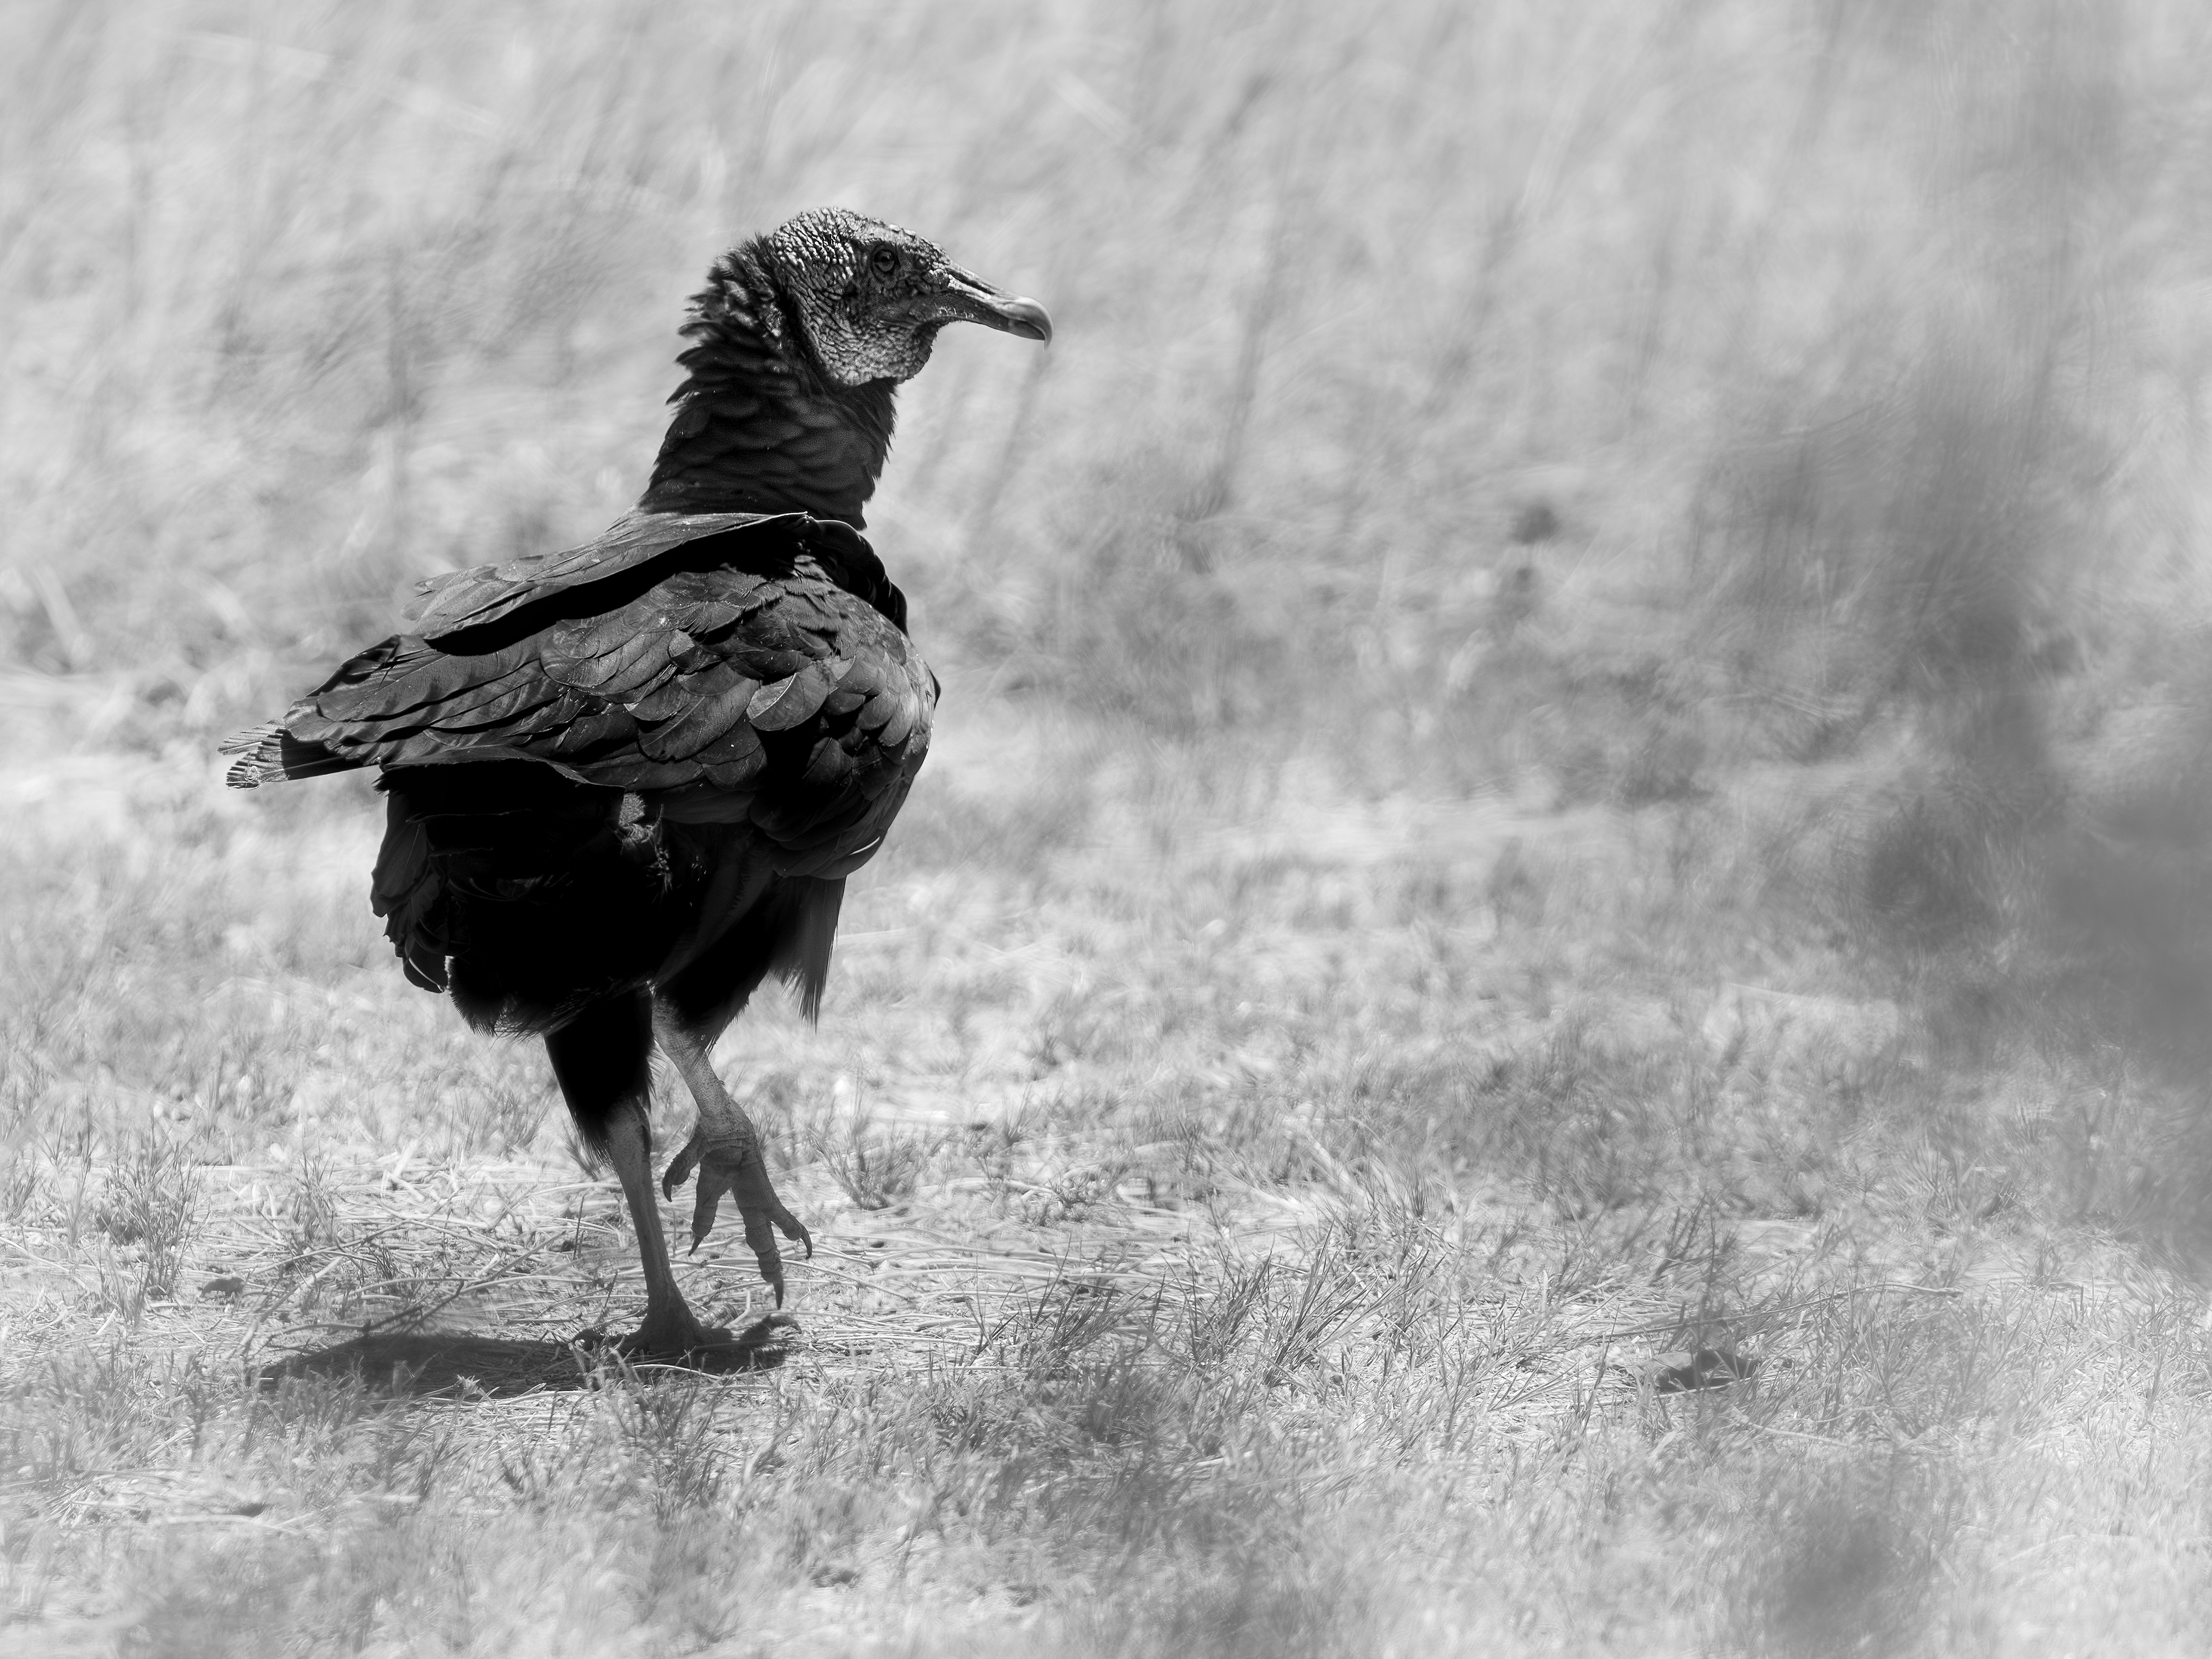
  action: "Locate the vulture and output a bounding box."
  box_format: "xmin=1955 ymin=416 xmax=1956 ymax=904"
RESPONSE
xmin=224 ymin=208 xmax=1051 ymax=1354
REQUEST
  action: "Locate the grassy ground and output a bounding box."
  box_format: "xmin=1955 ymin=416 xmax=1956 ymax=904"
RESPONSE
xmin=10 ymin=0 xmax=2212 ymax=1653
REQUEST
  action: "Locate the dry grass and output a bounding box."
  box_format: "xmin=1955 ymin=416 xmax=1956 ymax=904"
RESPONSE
xmin=10 ymin=0 xmax=2212 ymax=1653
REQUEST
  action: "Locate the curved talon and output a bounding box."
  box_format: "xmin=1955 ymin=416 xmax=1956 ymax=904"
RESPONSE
xmin=660 ymin=1130 xmax=704 ymax=1201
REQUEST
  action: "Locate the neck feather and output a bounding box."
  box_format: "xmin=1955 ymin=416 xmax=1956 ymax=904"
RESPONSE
xmin=638 ymin=242 xmax=897 ymax=528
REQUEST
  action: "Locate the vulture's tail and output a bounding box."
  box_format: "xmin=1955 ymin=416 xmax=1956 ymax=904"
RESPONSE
xmin=220 ymin=721 xmax=362 ymax=788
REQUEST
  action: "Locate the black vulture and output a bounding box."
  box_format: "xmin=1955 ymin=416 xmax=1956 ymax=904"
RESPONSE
xmin=223 ymin=209 xmax=1051 ymax=1354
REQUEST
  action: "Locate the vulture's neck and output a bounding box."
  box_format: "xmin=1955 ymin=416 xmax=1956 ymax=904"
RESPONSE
xmin=638 ymin=243 xmax=897 ymax=529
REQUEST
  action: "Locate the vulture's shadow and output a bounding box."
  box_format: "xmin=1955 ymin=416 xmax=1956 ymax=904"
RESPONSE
xmin=257 ymin=1316 xmax=795 ymax=1397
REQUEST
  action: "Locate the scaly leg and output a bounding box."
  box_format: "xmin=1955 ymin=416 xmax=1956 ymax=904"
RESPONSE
xmin=654 ymin=1003 xmax=813 ymax=1304
xmin=603 ymin=1099 xmax=728 ymax=1355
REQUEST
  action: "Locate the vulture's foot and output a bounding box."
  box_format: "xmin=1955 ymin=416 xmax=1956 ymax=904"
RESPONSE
xmin=661 ymin=1128 xmax=813 ymax=1305
xmin=615 ymin=1305 xmax=734 ymax=1360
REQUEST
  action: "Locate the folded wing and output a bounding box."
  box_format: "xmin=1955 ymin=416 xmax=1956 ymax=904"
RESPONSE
xmin=224 ymin=515 xmax=933 ymax=878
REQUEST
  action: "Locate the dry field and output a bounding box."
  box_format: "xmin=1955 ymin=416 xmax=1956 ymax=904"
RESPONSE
xmin=10 ymin=1 xmax=2212 ymax=1653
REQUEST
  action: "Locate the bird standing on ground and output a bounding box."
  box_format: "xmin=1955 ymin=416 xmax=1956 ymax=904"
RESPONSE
xmin=225 ymin=209 xmax=1051 ymax=1354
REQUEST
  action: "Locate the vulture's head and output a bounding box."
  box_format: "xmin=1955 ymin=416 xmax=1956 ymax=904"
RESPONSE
xmin=763 ymin=207 xmax=1052 ymax=387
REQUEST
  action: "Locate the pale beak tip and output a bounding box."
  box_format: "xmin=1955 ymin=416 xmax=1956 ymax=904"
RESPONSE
xmin=1000 ymin=296 xmax=1053 ymax=345
xmin=944 ymin=268 xmax=1054 ymax=344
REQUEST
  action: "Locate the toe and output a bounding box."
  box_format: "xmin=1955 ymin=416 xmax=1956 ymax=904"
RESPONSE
xmin=742 ymin=1214 xmax=792 ymax=1305
xmin=746 ymin=1220 xmax=786 ymax=1306
xmin=740 ymin=1188 xmax=812 ymax=1305
xmin=687 ymin=1165 xmax=731 ymax=1252
xmin=681 ymin=1140 xmax=811 ymax=1304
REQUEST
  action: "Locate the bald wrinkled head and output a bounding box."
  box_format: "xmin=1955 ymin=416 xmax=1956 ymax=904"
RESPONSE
xmin=763 ymin=207 xmax=1052 ymax=387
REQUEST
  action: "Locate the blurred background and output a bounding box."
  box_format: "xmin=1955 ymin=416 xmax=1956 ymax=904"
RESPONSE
xmin=7 ymin=0 xmax=2204 ymax=755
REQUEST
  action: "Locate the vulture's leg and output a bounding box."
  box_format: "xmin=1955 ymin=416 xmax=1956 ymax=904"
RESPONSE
xmin=603 ymin=1102 xmax=728 ymax=1355
xmin=546 ymin=993 xmax=722 ymax=1354
xmin=653 ymin=1002 xmax=812 ymax=1305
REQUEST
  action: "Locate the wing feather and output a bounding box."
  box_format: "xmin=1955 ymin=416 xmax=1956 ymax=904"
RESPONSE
xmin=855 ymin=686 xmax=902 ymax=731
xmin=877 ymin=692 xmax=921 ymax=749
xmin=746 ymin=660 xmax=838 ymax=731
xmin=639 ymin=675 xmax=764 ymax=761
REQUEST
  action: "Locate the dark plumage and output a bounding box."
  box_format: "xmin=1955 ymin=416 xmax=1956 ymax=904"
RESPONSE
xmin=224 ymin=209 xmax=1051 ymax=1354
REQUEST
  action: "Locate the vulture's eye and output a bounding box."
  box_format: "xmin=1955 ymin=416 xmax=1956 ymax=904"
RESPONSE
xmin=869 ymin=246 xmax=900 ymax=278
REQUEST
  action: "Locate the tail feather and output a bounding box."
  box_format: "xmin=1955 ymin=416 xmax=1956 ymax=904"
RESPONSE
xmin=221 ymin=720 xmax=363 ymax=788
xmin=781 ymin=876 xmax=847 ymax=1024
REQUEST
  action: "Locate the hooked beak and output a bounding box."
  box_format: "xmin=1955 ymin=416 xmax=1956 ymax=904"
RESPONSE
xmin=938 ymin=266 xmax=1053 ymax=343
